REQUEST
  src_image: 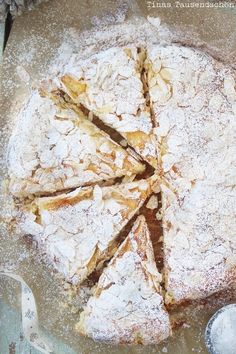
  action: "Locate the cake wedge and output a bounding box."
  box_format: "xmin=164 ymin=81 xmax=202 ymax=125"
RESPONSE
xmin=59 ymin=47 xmax=158 ymax=168
xmin=77 ymin=215 xmax=171 ymax=344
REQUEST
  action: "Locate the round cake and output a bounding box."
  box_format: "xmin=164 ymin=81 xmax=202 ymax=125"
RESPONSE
xmin=8 ymin=44 xmax=236 ymax=345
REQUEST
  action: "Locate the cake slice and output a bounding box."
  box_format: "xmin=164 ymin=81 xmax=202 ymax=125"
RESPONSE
xmin=19 ymin=178 xmax=156 ymax=285
xmin=146 ymin=45 xmax=236 ymax=304
xmin=77 ymin=215 xmax=171 ymax=345
xmin=8 ymin=90 xmax=144 ymax=197
xmin=59 ymin=47 xmax=158 ymax=168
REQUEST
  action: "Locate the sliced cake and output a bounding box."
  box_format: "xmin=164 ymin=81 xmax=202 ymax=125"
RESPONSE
xmin=59 ymin=46 xmax=158 ymax=168
xmin=77 ymin=215 xmax=171 ymax=344
xmin=19 ymin=178 xmax=156 ymax=285
xmin=8 ymin=90 xmax=144 ymax=197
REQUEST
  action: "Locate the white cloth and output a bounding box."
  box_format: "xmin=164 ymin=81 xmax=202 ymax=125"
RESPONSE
xmin=0 ymin=270 xmax=53 ymax=354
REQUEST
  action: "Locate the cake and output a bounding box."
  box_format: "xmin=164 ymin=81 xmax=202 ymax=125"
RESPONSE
xmin=77 ymin=215 xmax=171 ymax=344
xmin=7 ymin=43 xmax=236 ymax=345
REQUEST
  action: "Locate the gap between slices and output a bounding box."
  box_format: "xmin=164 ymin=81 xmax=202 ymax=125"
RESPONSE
xmin=58 ymin=46 xmax=159 ymax=169
xmin=7 ymin=90 xmax=145 ymax=198
xmin=77 ymin=215 xmax=171 ymax=345
xmin=19 ymin=176 xmax=158 ymax=286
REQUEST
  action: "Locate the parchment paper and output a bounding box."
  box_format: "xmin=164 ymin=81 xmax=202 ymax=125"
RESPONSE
xmin=0 ymin=1 xmax=236 ymax=353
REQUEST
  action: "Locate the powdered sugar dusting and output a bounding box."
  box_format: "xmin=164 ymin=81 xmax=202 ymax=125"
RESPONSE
xmin=48 ymin=18 xmax=171 ymax=77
